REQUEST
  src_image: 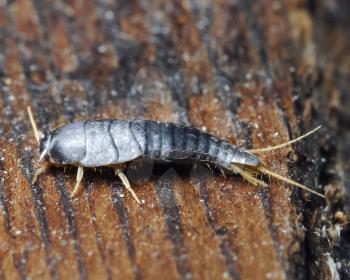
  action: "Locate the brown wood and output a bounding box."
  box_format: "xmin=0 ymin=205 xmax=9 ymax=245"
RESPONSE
xmin=0 ymin=0 xmax=349 ymax=279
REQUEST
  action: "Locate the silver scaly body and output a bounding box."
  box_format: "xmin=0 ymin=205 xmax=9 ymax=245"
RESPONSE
xmin=40 ymin=120 xmax=260 ymax=169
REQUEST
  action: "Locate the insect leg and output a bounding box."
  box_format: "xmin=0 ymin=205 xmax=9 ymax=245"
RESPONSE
xmin=114 ymin=168 xmax=141 ymax=204
xmin=32 ymin=162 xmax=49 ymax=184
xmin=71 ymin=166 xmax=84 ymax=198
xmin=219 ymin=168 xmax=226 ymax=179
xmin=230 ymin=164 xmax=268 ymax=187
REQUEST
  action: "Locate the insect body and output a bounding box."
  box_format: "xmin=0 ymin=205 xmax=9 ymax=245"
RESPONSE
xmin=40 ymin=120 xmax=259 ymax=169
xmin=28 ymin=107 xmax=325 ymax=203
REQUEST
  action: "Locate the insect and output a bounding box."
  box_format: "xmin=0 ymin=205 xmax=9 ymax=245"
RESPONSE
xmin=27 ymin=107 xmax=325 ymax=204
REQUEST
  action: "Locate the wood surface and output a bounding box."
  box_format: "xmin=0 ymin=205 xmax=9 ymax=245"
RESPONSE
xmin=0 ymin=0 xmax=349 ymax=279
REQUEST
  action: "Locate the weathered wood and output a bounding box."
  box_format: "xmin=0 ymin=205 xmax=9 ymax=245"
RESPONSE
xmin=0 ymin=0 xmax=349 ymax=279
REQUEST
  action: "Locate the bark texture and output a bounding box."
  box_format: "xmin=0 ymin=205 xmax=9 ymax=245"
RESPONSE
xmin=0 ymin=0 xmax=349 ymax=279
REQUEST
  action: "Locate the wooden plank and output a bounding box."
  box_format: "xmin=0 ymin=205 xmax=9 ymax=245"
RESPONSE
xmin=0 ymin=0 xmax=349 ymax=279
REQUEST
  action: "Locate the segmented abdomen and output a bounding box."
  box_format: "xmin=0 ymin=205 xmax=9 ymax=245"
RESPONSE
xmin=80 ymin=120 xmax=259 ymax=168
xmin=128 ymin=120 xmax=259 ymax=168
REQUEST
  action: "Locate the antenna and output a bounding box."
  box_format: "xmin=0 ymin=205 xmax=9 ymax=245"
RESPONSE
xmin=27 ymin=106 xmax=41 ymax=144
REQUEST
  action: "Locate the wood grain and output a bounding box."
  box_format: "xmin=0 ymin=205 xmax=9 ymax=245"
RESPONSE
xmin=0 ymin=0 xmax=349 ymax=279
